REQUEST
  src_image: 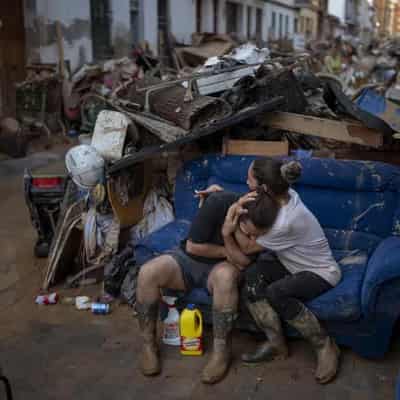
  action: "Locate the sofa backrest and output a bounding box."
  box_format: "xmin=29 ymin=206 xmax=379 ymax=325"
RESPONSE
xmin=175 ymin=155 xmax=400 ymax=253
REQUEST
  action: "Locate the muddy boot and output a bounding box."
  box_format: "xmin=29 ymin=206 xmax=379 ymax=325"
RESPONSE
xmin=241 ymin=300 xmax=288 ymax=363
xmin=136 ymin=302 xmax=161 ymax=376
xmin=201 ymin=309 xmax=236 ymax=384
xmin=287 ymin=305 xmax=340 ymax=384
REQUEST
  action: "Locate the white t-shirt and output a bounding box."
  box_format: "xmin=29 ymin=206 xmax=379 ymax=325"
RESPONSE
xmin=256 ymin=189 xmax=342 ymax=286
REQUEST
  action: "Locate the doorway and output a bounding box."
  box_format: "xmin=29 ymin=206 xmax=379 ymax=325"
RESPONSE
xmin=0 ymin=0 xmax=26 ymax=117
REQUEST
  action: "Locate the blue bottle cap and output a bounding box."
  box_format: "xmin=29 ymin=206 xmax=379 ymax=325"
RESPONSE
xmin=187 ymin=303 xmax=196 ymax=310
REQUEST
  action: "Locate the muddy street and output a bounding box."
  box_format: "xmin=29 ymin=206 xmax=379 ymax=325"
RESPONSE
xmin=0 ymin=154 xmax=397 ymax=400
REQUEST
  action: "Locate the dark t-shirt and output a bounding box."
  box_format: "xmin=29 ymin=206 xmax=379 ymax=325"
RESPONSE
xmin=182 ymin=192 xmax=240 ymax=264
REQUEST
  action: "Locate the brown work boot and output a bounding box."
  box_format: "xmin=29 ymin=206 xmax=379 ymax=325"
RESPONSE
xmin=241 ymin=300 xmax=288 ymax=363
xmin=136 ymin=301 xmax=161 ymax=376
xmin=287 ymin=305 xmax=340 ymax=384
xmin=201 ymin=309 xmax=236 ymax=384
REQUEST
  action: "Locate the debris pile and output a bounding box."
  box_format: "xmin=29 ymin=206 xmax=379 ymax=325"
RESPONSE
xmin=16 ymin=36 xmax=400 ymax=303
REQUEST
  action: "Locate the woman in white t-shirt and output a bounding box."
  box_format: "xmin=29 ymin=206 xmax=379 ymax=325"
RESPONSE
xmin=198 ymin=158 xmax=341 ymax=384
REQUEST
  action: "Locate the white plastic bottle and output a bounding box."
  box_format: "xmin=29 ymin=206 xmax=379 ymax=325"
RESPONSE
xmin=162 ymin=296 xmax=181 ymax=346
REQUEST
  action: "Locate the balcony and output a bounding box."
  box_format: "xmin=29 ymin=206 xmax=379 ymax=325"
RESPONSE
xmin=295 ymin=0 xmax=321 ymax=12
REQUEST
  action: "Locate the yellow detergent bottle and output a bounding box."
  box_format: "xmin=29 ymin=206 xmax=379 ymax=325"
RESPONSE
xmin=180 ymin=304 xmax=203 ymax=356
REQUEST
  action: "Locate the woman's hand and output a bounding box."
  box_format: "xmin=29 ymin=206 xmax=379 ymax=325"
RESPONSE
xmin=195 ymin=184 xmax=224 ymax=207
xmin=237 ymin=191 xmax=258 ymax=207
xmin=222 ymin=203 xmax=246 ymax=237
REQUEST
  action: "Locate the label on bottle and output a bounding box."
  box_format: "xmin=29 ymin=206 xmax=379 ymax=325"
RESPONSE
xmin=163 ymin=322 xmax=179 ymax=340
xmin=181 ymin=336 xmax=202 ymax=351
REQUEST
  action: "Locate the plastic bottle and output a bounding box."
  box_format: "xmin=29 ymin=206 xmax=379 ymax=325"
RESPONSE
xmin=180 ymin=304 xmax=203 ymax=356
xmin=162 ymin=296 xmax=181 ymax=346
xmin=35 ymin=293 xmax=58 ymax=305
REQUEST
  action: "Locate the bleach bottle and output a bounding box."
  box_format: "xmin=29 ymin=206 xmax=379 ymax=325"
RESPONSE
xmin=180 ymin=304 xmax=203 ymax=356
xmin=162 ymin=296 xmax=181 ymax=346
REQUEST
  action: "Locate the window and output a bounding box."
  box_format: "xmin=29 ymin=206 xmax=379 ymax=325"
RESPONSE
xmin=279 ymin=13 xmax=283 ymax=38
xmin=285 ymin=15 xmax=289 ymax=36
xmin=213 ymin=0 xmax=219 ymax=33
xmin=226 ymin=2 xmax=239 ymax=34
xmin=130 ymin=0 xmax=140 ymax=44
xmin=294 ymin=17 xmax=298 ymax=33
xmin=271 ymin=11 xmax=276 ymax=31
xmin=91 ymin=0 xmax=112 ymax=60
xmin=196 ymin=0 xmax=203 ymax=33
xmin=256 ymin=8 xmax=262 ymax=40
xmin=247 ymin=6 xmax=252 ymax=38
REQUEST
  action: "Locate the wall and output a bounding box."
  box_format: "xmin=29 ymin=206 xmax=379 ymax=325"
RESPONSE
xmin=24 ymin=0 xmax=93 ymax=72
xmin=170 ymin=0 xmax=196 ymax=44
xmin=264 ymin=2 xmax=296 ymax=40
xmin=110 ymin=0 xmax=132 ymax=58
xmin=24 ymin=0 xmax=137 ymax=71
xmin=298 ymin=7 xmax=318 ymax=39
xmin=142 ymin=0 xmax=158 ymax=53
xmin=200 ymin=0 xmax=215 ymax=32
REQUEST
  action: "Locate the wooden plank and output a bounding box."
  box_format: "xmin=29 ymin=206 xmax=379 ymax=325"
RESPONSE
xmin=263 ymin=112 xmax=383 ymax=148
xmin=222 ymin=138 xmax=289 ymax=156
xmin=55 ymin=21 xmax=65 ymax=77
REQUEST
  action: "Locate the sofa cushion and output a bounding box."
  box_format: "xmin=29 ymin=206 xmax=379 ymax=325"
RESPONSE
xmin=135 ymin=219 xmax=191 ymax=265
xmin=307 ymin=250 xmax=368 ymax=321
xmin=182 ymin=249 xmax=368 ymax=322
xmin=324 ymin=229 xmax=382 ymax=256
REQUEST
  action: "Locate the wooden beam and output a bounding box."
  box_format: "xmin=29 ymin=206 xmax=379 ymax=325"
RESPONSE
xmin=262 ymin=112 xmax=383 ymax=148
xmin=55 ymin=21 xmax=65 ymax=77
xmin=222 ymin=138 xmax=289 ymax=156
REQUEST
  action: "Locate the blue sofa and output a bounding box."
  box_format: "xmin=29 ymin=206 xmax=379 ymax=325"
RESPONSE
xmin=135 ymin=154 xmax=400 ymax=359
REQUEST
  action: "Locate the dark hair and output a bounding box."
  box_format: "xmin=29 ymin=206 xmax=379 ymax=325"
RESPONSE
xmin=251 ymin=158 xmax=302 ymax=197
xmin=239 ymin=189 xmax=279 ymax=229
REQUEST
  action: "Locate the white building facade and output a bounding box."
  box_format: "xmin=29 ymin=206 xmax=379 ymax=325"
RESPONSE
xmin=23 ymin=0 xmax=299 ymax=72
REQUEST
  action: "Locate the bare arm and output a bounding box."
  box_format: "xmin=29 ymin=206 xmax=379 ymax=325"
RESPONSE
xmin=223 ymin=232 xmax=252 ymax=270
xmin=221 ymin=203 xmax=253 ymax=270
xmin=234 ymin=229 xmax=265 ymax=255
xmin=186 ymin=240 xmax=226 ymax=259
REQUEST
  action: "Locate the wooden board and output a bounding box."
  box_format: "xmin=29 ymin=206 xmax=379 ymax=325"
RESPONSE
xmin=222 ymin=138 xmax=289 ymax=156
xmin=263 ymin=112 xmax=383 ymax=148
xmin=107 ymin=161 xmax=152 ymax=228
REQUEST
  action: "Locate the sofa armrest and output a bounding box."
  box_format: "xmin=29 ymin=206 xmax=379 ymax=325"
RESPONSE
xmin=361 ymin=236 xmax=400 ymax=315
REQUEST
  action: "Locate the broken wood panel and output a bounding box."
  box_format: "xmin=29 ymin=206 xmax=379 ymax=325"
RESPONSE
xmin=263 ymin=112 xmax=383 ymax=148
xmin=222 ymin=138 xmax=289 ymax=156
xmin=109 ymin=97 xmax=284 ymax=174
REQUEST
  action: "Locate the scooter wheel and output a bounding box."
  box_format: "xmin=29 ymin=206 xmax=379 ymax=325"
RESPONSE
xmin=34 ymin=241 xmax=50 ymax=258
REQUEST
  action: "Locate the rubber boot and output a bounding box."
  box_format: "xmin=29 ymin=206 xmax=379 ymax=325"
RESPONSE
xmin=201 ymin=309 xmax=236 ymax=384
xmin=287 ymin=305 xmax=340 ymax=384
xmin=241 ymin=300 xmax=289 ymax=363
xmin=136 ymin=301 xmax=161 ymax=376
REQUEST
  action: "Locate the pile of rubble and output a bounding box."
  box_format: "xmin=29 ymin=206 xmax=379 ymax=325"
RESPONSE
xmin=17 ymin=34 xmax=400 ymax=309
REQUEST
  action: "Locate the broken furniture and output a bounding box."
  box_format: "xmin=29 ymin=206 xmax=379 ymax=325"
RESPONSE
xmin=222 ymin=138 xmax=289 ymax=157
xmin=134 ymin=154 xmax=400 ymax=358
xmin=263 ymin=112 xmax=383 ymax=148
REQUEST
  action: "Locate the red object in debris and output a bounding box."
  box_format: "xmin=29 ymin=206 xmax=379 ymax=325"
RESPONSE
xmin=35 ymin=293 xmax=58 ymax=305
xmin=32 ymin=177 xmax=62 ymax=189
xmin=64 ymin=106 xmax=80 ymax=121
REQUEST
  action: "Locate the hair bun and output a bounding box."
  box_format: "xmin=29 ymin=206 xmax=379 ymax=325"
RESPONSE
xmin=280 ymin=161 xmax=302 ymax=184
